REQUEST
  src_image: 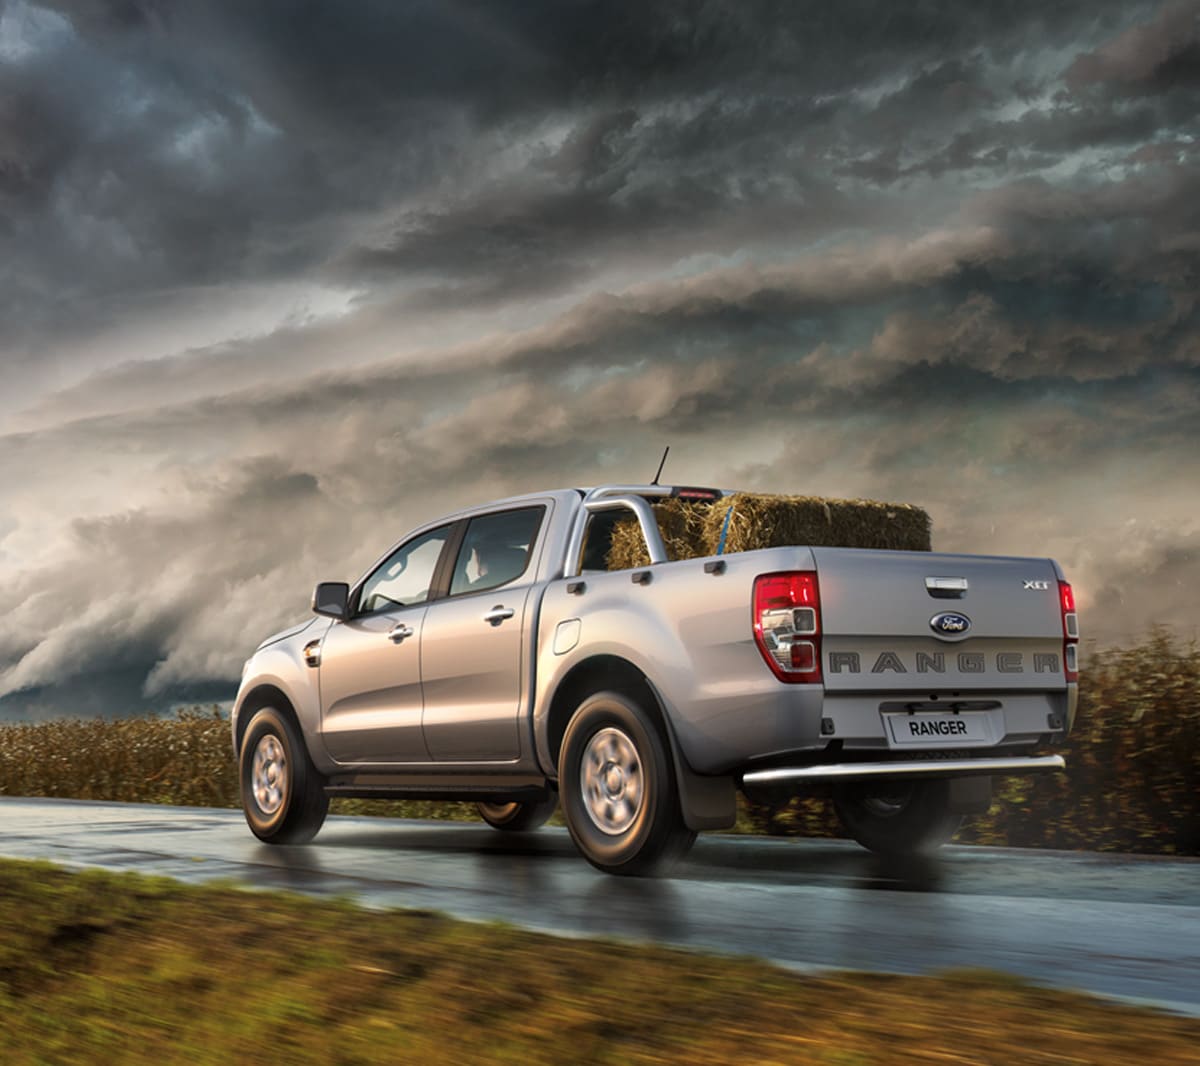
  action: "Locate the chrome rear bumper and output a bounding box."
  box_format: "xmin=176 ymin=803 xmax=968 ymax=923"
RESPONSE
xmin=741 ymin=754 xmax=1065 ymax=786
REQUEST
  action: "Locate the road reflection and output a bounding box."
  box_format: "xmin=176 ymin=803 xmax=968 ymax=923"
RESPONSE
xmin=677 ymin=835 xmax=945 ymax=892
xmin=576 ymin=876 xmax=689 ymax=940
xmin=855 ymin=853 xmax=944 ymax=892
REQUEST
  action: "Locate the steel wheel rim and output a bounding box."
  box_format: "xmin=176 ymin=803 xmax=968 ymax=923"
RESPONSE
xmin=252 ymin=734 xmax=288 ymax=816
xmin=581 ymin=726 xmax=644 ymax=836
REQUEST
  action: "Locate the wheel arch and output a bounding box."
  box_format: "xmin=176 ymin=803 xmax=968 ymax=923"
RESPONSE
xmin=544 ymin=655 xmax=660 ymax=775
xmin=234 ymin=684 xmax=301 ymax=756
xmin=543 ymin=654 xmax=736 ymax=831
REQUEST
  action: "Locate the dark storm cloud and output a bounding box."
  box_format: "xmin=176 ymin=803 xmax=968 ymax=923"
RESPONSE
xmin=346 ymin=96 xmax=863 ymax=305
xmin=1065 ymin=0 xmax=1200 ymax=94
xmin=4 ymin=0 xmax=1172 ymax=353
xmin=2 ymin=0 xmax=1199 ymax=717
xmin=0 ymin=456 xmax=337 ymax=712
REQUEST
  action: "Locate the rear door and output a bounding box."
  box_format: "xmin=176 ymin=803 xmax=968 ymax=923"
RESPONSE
xmin=419 ymin=503 xmax=549 ymax=762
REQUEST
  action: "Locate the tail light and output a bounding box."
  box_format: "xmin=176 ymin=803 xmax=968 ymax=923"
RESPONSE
xmin=1059 ymin=580 xmax=1079 ymax=682
xmin=753 ymin=571 xmax=822 ymax=684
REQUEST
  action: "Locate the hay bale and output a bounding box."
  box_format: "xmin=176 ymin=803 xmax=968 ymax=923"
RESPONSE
xmin=604 ymin=492 xmax=931 ymax=570
xmin=605 ymin=497 xmax=713 ymax=570
xmin=606 ymin=516 xmax=652 ymax=570
xmin=700 ymin=493 xmax=932 ymax=554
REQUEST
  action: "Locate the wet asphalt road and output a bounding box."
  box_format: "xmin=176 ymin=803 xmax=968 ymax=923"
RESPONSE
xmin=2 ymin=796 xmax=1198 ymax=1015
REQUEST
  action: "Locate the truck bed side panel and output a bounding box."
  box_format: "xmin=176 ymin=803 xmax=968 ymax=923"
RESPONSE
xmin=534 ymin=547 xmax=824 ymax=775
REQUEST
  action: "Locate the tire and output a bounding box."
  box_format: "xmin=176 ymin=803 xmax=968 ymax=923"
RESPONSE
xmin=240 ymin=707 xmax=329 ymax=845
xmin=833 ymin=777 xmax=963 ymax=857
xmin=558 ymin=691 xmax=696 ymax=876
xmin=477 ymin=792 xmax=558 ymax=831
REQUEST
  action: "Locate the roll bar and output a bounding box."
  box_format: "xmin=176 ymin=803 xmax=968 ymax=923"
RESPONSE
xmin=563 ymin=487 xmax=670 ymax=578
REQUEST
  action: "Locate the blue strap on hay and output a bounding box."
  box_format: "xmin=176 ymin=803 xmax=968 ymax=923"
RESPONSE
xmin=716 ymin=506 xmax=734 ymax=555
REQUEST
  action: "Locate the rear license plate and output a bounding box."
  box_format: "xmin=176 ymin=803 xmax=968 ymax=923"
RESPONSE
xmin=885 ymin=711 xmax=994 ymax=747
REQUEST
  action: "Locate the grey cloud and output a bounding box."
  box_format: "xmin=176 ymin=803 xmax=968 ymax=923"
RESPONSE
xmin=1085 ymin=529 xmax=1200 ymax=642
xmin=1066 ymin=1 xmax=1200 ymax=93
xmin=6 ymin=0 xmax=1158 ymax=338
xmin=10 ymin=202 xmax=1194 ymax=461
xmin=345 ymin=96 xmax=863 ymax=307
xmin=2 ymin=348 xmax=1195 ymax=720
xmin=3 ymin=0 xmax=1199 ymax=717
xmin=0 ymin=457 xmax=334 ymax=708
xmin=898 ymin=101 xmax=1179 ymax=182
xmin=0 ymin=0 xmax=1178 ymax=408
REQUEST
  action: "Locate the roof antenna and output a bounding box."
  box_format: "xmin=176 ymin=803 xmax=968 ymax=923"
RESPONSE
xmin=651 ymin=446 xmax=670 ymax=486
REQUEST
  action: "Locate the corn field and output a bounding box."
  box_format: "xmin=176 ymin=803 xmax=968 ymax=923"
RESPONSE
xmin=0 ymin=708 xmax=238 ymax=807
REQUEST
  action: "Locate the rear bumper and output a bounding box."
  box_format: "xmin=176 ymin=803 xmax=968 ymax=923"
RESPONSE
xmin=675 ymin=683 xmax=1077 ymax=773
xmin=740 ymin=754 xmax=1066 ymax=786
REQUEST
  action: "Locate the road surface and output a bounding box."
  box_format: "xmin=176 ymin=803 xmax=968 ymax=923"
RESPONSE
xmin=2 ymin=797 xmax=1197 ymax=1015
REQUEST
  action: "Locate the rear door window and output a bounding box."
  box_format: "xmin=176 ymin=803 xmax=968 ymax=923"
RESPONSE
xmin=448 ymin=507 xmax=545 ymax=596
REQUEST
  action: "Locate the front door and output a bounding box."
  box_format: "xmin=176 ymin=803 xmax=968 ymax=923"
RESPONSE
xmin=319 ymin=524 xmax=451 ymax=764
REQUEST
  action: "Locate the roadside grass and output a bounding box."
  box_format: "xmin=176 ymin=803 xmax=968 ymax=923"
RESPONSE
xmin=1 ymin=629 xmax=1197 ymax=854
xmin=1 ymin=858 xmax=1196 ymax=1066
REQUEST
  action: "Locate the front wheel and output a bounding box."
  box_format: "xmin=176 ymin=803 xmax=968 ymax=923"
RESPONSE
xmin=477 ymin=792 xmax=558 ymax=831
xmin=833 ymin=778 xmax=963 ymax=857
xmin=240 ymin=707 xmax=329 ymax=845
xmin=559 ymin=691 xmax=695 ymax=876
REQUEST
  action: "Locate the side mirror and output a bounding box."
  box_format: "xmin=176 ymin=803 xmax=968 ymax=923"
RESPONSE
xmin=312 ymin=581 xmax=350 ymax=620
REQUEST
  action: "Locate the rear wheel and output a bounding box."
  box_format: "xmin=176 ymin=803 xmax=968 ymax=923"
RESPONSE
xmin=477 ymin=792 xmax=558 ymax=831
xmin=833 ymin=778 xmax=962 ymax=857
xmin=559 ymin=691 xmax=695 ymax=876
xmin=240 ymin=707 xmax=329 ymax=844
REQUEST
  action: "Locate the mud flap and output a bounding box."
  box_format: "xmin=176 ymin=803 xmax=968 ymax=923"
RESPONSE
xmin=657 ymin=710 xmax=737 ymax=830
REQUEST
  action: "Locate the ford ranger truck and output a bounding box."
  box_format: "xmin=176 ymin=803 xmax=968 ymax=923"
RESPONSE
xmin=232 ymin=485 xmax=1076 ymax=875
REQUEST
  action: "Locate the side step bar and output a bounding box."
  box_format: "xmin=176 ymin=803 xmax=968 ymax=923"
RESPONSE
xmin=323 ymin=771 xmax=550 ymax=803
xmin=741 ymin=754 xmax=1066 ymax=787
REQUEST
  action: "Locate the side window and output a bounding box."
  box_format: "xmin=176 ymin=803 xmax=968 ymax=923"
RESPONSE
xmin=357 ymin=525 xmax=451 ymax=615
xmin=579 ymin=510 xmax=623 ymax=572
xmin=449 ymin=507 xmax=545 ymax=597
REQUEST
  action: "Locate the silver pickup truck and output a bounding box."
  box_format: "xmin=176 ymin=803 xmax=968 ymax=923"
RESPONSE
xmin=232 ymin=484 xmax=1077 ymax=875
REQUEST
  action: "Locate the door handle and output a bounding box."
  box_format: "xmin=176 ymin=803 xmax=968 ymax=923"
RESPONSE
xmin=388 ymin=623 xmax=415 ymax=643
xmin=483 ymin=606 xmax=515 ymax=626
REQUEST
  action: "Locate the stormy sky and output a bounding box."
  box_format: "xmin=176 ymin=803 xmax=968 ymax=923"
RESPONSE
xmin=1 ymin=0 xmax=1198 ymax=719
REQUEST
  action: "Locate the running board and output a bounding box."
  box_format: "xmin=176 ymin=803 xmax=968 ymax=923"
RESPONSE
xmin=323 ymin=771 xmax=549 ymax=803
xmin=324 ymin=784 xmax=549 ymax=802
xmin=741 ymin=754 xmax=1066 ymax=786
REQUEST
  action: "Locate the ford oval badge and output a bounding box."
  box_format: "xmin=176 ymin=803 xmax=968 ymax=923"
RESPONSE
xmin=930 ymin=612 xmax=972 ymax=638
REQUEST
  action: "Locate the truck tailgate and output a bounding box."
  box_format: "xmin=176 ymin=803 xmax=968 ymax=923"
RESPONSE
xmin=812 ymin=547 xmax=1068 ymax=693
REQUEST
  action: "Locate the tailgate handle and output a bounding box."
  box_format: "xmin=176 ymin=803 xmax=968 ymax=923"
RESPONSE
xmin=926 ymin=576 xmax=968 ymax=599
